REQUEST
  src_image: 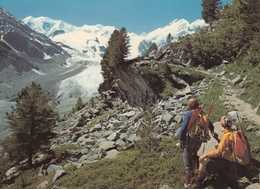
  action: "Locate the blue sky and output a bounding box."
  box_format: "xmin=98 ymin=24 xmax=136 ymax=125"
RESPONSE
xmin=0 ymin=0 xmax=232 ymax=34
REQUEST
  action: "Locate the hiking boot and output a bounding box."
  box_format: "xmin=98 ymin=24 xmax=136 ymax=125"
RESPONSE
xmin=184 ymin=183 xmax=191 ymax=188
xmin=251 ymin=175 xmax=259 ymax=183
xmin=191 ymin=181 xmax=202 ymax=189
xmin=237 ymin=176 xmax=251 ymax=185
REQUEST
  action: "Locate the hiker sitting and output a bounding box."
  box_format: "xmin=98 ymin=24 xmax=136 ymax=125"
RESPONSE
xmin=193 ymin=116 xmax=241 ymax=188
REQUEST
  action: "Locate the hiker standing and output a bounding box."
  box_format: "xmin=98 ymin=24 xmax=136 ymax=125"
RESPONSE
xmin=193 ymin=116 xmax=241 ymax=188
xmin=179 ymin=98 xmax=215 ymax=188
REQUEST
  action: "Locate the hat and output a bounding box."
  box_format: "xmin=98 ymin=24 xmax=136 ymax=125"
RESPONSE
xmin=221 ymin=116 xmax=232 ymax=128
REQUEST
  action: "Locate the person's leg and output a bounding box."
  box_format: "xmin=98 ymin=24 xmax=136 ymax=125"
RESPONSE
xmin=183 ymin=142 xmax=197 ymax=187
xmin=192 ymin=157 xmax=210 ymax=188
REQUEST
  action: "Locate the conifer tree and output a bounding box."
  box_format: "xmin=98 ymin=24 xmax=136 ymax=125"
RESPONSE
xmin=166 ymin=33 xmax=173 ymax=44
xmin=100 ymin=28 xmax=130 ymax=79
xmin=100 ymin=29 xmax=119 ymax=79
xmin=116 ymin=27 xmax=130 ymax=64
xmin=239 ymin=0 xmax=260 ymax=32
xmin=144 ymin=42 xmax=158 ymax=57
xmin=3 ymin=82 xmax=58 ymax=167
xmin=201 ymin=0 xmax=222 ymax=26
xmin=135 ymin=101 xmax=160 ymax=152
xmin=75 ymin=96 xmax=84 ymax=111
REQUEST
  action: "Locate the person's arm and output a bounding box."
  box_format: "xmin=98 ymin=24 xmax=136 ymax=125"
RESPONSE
xmin=199 ymin=133 xmax=230 ymax=160
xmin=179 ymin=111 xmax=192 ymax=146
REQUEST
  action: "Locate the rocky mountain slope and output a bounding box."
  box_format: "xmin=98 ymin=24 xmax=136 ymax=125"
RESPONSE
xmin=3 ymin=60 xmax=260 ymax=188
xmin=0 ymin=7 xmax=71 ymax=101
xmin=0 ymin=7 xmax=208 ymax=138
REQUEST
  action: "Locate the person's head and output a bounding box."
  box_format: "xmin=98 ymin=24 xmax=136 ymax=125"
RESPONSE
xmin=221 ymin=116 xmax=233 ymax=128
xmin=187 ymin=98 xmax=199 ymax=110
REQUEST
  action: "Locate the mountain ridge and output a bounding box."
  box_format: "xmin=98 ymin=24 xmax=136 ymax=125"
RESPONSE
xmin=23 ymin=16 xmax=207 ymax=60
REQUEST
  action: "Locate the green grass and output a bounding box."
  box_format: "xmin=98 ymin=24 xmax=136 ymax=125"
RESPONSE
xmin=53 ymin=142 xmax=184 ymax=189
xmin=3 ymin=71 xmax=259 ymax=189
xmin=200 ymin=78 xmax=227 ymax=123
xmin=2 ymin=62 xmax=260 ymax=189
xmin=5 ymin=137 xmax=185 ymax=189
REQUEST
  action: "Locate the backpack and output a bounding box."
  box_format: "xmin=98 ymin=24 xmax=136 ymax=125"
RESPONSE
xmin=186 ymin=112 xmax=210 ymax=143
xmin=230 ymin=130 xmax=250 ymax=165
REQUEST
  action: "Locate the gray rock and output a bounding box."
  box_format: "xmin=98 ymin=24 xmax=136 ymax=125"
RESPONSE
xmin=99 ymin=141 xmax=115 ymax=151
xmin=107 ymin=132 xmax=120 ymax=141
xmin=36 ymin=180 xmax=48 ymax=189
xmin=90 ymin=123 xmax=102 ymax=132
xmin=127 ymin=133 xmax=141 ymax=143
xmin=174 ymin=113 xmax=184 ymax=123
xmin=79 ymin=137 xmax=96 ymax=146
xmin=119 ymin=110 xmax=135 ymax=118
xmin=232 ymin=75 xmax=242 ymax=85
xmin=47 ymin=164 xmax=63 ymax=175
xmin=52 ymin=169 xmax=66 ymax=183
xmin=105 ymin=149 xmax=119 ymax=159
xmin=162 ymin=112 xmax=174 ymax=124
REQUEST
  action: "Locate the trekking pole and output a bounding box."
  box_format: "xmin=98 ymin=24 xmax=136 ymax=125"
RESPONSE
xmin=205 ymin=96 xmax=215 ymax=137
xmin=236 ymin=112 xmax=243 ymax=132
xmin=207 ymin=96 xmax=215 ymax=119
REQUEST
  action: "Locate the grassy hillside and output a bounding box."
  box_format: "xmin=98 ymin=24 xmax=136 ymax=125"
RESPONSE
xmin=3 ymin=64 xmax=260 ymax=189
xmin=2 ymin=1 xmax=260 ymax=188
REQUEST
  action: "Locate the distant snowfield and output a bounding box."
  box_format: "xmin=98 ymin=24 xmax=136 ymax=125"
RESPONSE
xmin=56 ymin=63 xmax=103 ymax=100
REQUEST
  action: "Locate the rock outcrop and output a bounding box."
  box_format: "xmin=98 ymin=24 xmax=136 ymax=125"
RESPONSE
xmin=98 ymin=47 xmax=203 ymax=109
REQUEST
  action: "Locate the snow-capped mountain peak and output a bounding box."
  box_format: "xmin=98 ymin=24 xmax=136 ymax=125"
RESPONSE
xmin=23 ymin=16 xmax=207 ymax=61
xmin=23 ymin=16 xmax=78 ymax=37
xmin=145 ymin=18 xmax=206 ymax=47
xmin=22 ymin=16 xmax=118 ymax=63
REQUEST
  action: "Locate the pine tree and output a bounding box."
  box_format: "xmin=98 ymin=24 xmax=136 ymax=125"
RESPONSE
xmin=239 ymin=0 xmax=260 ymax=32
xmin=144 ymin=42 xmax=158 ymax=57
xmin=100 ymin=28 xmax=130 ymax=79
xmin=75 ymin=96 xmax=84 ymax=111
xmin=201 ymin=0 xmax=222 ymax=26
xmin=100 ymin=29 xmax=119 ymax=79
xmin=135 ymin=101 xmax=160 ymax=152
xmin=166 ymin=33 xmax=173 ymax=44
xmin=3 ymin=82 xmax=58 ymax=167
xmin=116 ymin=27 xmax=130 ymax=64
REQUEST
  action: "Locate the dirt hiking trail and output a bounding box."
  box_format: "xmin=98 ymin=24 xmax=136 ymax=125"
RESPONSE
xmin=217 ymin=73 xmax=260 ymax=126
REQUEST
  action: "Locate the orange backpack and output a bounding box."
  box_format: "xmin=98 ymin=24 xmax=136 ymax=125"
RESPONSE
xmin=187 ymin=112 xmax=210 ymax=143
xmin=230 ymin=130 xmax=250 ymax=165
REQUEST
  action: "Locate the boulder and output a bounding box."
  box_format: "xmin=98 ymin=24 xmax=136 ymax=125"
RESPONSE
xmin=47 ymin=164 xmax=63 ymax=175
xmin=99 ymin=141 xmax=115 ymax=151
xmin=245 ymin=183 xmax=260 ymax=189
xmin=36 ymin=180 xmax=48 ymax=189
xmin=52 ymin=169 xmax=66 ymax=183
xmin=105 ymin=149 xmax=119 ymax=159
xmin=197 ymin=122 xmax=224 ymax=156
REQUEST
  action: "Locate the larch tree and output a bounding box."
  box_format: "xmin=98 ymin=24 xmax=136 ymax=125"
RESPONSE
xmin=4 ymin=82 xmax=58 ymax=167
